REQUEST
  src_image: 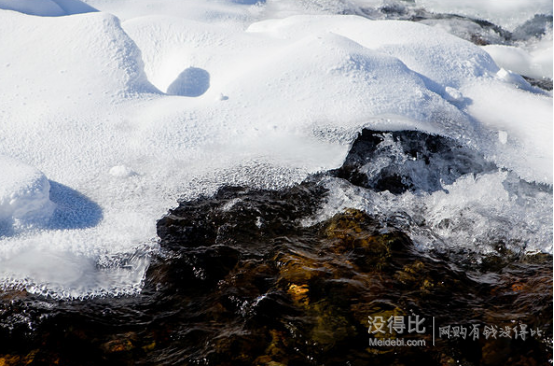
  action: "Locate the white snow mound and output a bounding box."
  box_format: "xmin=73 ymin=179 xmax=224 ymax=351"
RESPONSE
xmin=0 ymin=156 xmax=55 ymax=233
xmin=0 ymin=0 xmax=97 ymax=17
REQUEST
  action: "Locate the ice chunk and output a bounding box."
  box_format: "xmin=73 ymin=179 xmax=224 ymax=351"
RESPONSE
xmin=496 ymin=68 xmax=532 ymax=88
xmin=109 ymin=165 xmax=136 ymax=178
xmin=444 ymin=87 xmax=464 ymax=102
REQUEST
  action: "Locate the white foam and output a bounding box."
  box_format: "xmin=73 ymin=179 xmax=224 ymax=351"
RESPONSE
xmin=311 ymin=171 xmax=552 ymax=255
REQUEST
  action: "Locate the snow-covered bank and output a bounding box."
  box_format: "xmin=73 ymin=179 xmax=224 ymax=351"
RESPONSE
xmin=0 ymin=0 xmax=551 ymax=298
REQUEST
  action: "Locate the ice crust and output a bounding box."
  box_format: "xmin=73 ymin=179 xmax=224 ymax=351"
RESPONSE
xmin=0 ymin=0 xmax=551 ymax=298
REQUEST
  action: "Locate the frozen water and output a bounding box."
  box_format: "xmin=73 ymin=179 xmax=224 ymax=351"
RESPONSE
xmin=411 ymin=0 xmax=553 ymax=32
xmin=0 ymin=0 xmax=551 ymax=298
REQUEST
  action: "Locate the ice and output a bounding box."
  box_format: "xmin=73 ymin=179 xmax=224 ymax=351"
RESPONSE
xmin=412 ymin=0 xmax=553 ymax=32
xmin=0 ymin=1 xmax=551 ymax=298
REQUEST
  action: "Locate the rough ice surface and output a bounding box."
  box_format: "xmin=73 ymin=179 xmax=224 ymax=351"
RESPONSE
xmin=411 ymin=0 xmax=553 ymax=32
xmin=0 ymin=0 xmax=551 ymax=298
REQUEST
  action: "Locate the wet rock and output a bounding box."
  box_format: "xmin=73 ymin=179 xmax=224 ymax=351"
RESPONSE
xmin=101 ymin=332 xmax=137 ymax=354
xmin=522 ymin=76 xmax=553 ymax=91
xmin=512 ymin=14 xmax=553 ymax=41
xmin=332 ymin=130 xmax=496 ymax=194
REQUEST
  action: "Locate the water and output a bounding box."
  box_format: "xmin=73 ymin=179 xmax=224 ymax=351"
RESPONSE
xmin=0 ymin=130 xmax=551 ymax=365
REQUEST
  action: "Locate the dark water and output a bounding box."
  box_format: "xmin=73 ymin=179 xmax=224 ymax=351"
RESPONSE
xmin=0 ymin=129 xmax=551 ymax=366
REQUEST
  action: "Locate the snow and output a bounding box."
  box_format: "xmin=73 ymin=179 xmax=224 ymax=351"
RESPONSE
xmin=483 ymin=31 xmax=554 ymax=79
xmin=0 ymin=1 xmax=551 ymax=298
xmin=462 ymin=79 xmax=553 ymax=184
xmin=0 ymin=0 xmax=96 ymax=16
xmin=0 ymin=156 xmax=55 ymax=233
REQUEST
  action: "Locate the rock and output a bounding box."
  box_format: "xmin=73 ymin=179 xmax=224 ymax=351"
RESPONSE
xmin=332 ymin=130 xmax=496 ymax=194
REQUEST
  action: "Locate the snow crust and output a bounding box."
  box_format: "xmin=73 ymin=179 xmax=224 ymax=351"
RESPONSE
xmin=0 ymin=1 xmax=551 ymax=298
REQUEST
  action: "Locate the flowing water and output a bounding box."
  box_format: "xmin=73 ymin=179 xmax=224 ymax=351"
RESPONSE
xmin=0 ymin=129 xmax=551 ymax=365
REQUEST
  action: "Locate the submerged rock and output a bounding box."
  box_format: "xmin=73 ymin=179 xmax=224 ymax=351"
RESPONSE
xmin=150 ymin=184 xmax=551 ymax=365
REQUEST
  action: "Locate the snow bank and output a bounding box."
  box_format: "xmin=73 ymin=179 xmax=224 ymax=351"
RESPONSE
xmin=0 ymin=10 xmax=159 ymax=297
xmin=0 ymin=156 xmax=55 ymax=234
xmin=247 ymin=15 xmax=551 ymax=183
xmin=462 ymin=79 xmax=553 ymax=184
xmin=0 ymin=10 xmax=156 ymax=129
xmin=0 ymin=1 xmax=551 ymax=298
